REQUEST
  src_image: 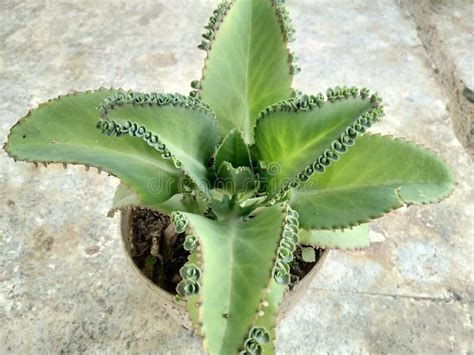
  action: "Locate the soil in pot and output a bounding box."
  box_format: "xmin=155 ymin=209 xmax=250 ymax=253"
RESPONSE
xmin=130 ymin=208 xmax=323 ymax=294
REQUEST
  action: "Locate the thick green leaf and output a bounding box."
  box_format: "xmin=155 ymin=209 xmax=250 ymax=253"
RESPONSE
xmin=290 ymin=134 xmax=455 ymax=230
xmin=198 ymin=0 xmax=294 ymax=143
xmin=254 ymin=89 xmax=383 ymax=195
xmin=184 ymin=251 xmax=201 ymax=328
xmin=299 ymin=224 xmax=370 ymax=250
xmin=108 ymin=183 xmax=204 ymax=216
xmin=181 ymin=204 xmax=289 ymax=355
xmin=254 ymin=280 xmax=286 ymax=354
xmin=301 ymin=246 xmax=317 ymax=262
xmin=108 ymin=183 xmax=140 ymax=217
xmin=216 ymin=162 xmax=257 ymax=195
xmin=99 ymin=91 xmax=220 ymax=192
xmin=4 ymin=90 xmax=182 ymax=205
xmin=214 ymin=129 xmax=252 ymax=170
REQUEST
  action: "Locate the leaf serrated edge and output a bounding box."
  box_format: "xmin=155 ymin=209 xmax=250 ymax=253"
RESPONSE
xmin=168 ymin=212 xmax=207 ymax=345
xmin=171 ymin=214 xmax=204 ymax=317
xmin=192 ymin=0 xmax=298 ymax=96
xmin=216 ymin=203 xmax=285 ymax=354
xmin=174 ymin=249 xmax=203 ymax=332
xmin=217 ymin=161 xmax=255 ymax=176
xmin=97 ymin=90 xmax=217 ymax=120
xmin=192 ymin=0 xmax=234 ymax=98
xmin=97 ymin=90 xmax=220 ymax=193
xmin=258 ymin=86 xmax=384 ymax=203
xmin=179 ymin=204 xmax=289 ymax=354
xmin=2 ymin=87 xmax=146 ymax=217
xmin=1 ymin=88 xmax=137 ymax=183
xmin=97 ymin=118 xmax=182 ymax=167
xmin=300 ymin=229 xmax=370 ymax=251
xmin=2 ymin=88 xmax=186 ymax=196
xmin=296 ymin=133 xmax=456 ymax=231
xmin=242 ymin=203 xmax=294 ymax=354
xmin=271 ymin=0 xmax=300 ymax=77
xmin=234 ymin=203 xmax=291 ymax=355
xmin=213 ymin=129 xmax=253 ymax=171
xmin=3 ymin=88 xmax=112 ymax=164
xmin=302 ymin=241 xmax=369 ymax=251
xmin=1 ymin=89 xmax=150 ymax=220
xmin=97 ymin=118 xmax=205 ymax=194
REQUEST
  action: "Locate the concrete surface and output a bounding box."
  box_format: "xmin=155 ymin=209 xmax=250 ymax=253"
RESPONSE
xmin=427 ymin=0 xmax=473 ymax=92
xmin=0 ymin=0 xmax=472 ymax=354
xmin=400 ymin=0 xmax=474 ymax=155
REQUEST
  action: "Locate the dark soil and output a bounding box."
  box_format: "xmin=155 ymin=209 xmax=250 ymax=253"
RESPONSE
xmin=130 ymin=208 xmax=188 ymax=293
xmin=130 ymin=208 xmax=322 ymax=294
xmin=289 ymin=245 xmax=323 ymax=290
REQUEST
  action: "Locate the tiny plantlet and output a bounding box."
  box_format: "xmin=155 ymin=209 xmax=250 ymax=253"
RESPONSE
xmin=4 ymin=1 xmax=454 ymax=354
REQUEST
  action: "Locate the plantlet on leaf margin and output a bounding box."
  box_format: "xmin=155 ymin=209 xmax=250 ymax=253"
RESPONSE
xmin=3 ymin=0 xmax=454 ymax=354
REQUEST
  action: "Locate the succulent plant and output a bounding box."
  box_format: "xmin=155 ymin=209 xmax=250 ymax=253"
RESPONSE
xmin=4 ymin=0 xmax=454 ymax=354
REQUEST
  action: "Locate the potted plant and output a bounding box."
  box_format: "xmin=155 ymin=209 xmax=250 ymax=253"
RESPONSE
xmin=3 ymin=0 xmax=454 ymax=354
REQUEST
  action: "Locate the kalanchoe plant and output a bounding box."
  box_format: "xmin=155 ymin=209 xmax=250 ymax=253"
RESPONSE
xmin=4 ymin=0 xmax=454 ymax=354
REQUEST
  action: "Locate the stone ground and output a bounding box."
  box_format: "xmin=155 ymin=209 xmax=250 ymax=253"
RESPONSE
xmin=0 ymin=0 xmax=472 ymax=354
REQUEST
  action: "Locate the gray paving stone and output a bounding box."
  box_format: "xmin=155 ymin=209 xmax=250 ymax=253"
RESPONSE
xmin=1 ymin=0 xmax=472 ymax=354
xmin=278 ymin=289 xmax=473 ymax=354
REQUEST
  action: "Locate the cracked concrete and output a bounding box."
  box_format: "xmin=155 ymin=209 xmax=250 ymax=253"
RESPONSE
xmin=310 ymin=288 xmax=469 ymax=304
xmin=1 ymin=0 xmax=473 ymax=354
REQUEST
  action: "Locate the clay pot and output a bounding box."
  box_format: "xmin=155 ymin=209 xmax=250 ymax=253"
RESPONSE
xmin=120 ymin=208 xmax=329 ymax=330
